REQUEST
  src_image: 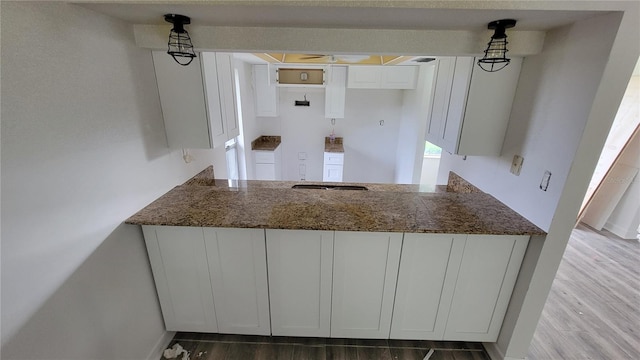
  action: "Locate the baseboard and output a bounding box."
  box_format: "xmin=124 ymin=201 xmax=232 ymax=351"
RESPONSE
xmin=483 ymin=342 xmax=525 ymax=360
xmin=147 ymin=331 xmax=176 ymax=360
xmin=604 ymin=221 xmax=638 ymax=240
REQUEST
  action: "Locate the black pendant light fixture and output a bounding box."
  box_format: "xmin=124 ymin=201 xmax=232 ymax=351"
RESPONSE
xmin=477 ymin=19 xmax=517 ymax=72
xmin=165 ymin=14 xmax=196 ymax=66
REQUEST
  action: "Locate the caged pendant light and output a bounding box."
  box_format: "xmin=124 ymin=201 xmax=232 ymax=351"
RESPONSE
xmin=165 ymin=14 xmax=196 ymax=66
xmin=477 ymin=19 xmax=517 ymax=72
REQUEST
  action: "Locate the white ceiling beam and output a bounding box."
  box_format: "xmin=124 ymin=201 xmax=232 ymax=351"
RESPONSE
xmin=134 ymin=25 xmax=545 ymax=56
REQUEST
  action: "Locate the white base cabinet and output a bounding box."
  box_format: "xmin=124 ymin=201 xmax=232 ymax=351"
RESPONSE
xmin=143 ymin=226 xmax=270 ymax=335
xmin=142 ymin=225 xmax=530 ymax=342
xmin=203 ymin=228 xmax=271 ymax=336
xmin=331 ymin=231 xmax=403 ymax=338
xmin=142 ymin=226 xmax=218 ymax=332
xmin=266 ymin=229 xmax=334 ymax=337
xmin=254 ymin=146 xmax=282 ymax=181
xmin=390 ymin=233 xmax=466 ymax=340
xmin=444 ymin=235 xmax=529 ymax=341
xmin=323 ymin=152 xmax=344 ymax=182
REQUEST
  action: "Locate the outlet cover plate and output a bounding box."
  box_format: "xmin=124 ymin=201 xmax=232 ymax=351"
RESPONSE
xmin=511 ymin=155 xmax=524 ymax=176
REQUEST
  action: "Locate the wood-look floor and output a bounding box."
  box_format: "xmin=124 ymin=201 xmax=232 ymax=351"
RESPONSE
xmin=528 ymin=223 xmax=640 ymax=360
xmin=165 ymin=333 xmax=490 ymax=360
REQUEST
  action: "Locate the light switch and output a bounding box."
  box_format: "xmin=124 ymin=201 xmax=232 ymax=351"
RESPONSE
xmin=510 ymin=155 xmax=524 ymax=176
xmin=299 ymin=164 xmax=306 ymax=175
xmin=298 ymin=152 xmax=307 ymax=160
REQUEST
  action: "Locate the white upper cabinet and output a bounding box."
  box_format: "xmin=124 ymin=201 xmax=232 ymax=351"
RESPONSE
xmin=253 ymin=64 xmax=279 ymax=117
xmin=152 ymin=51 xmax=239 ymax=149
xmin=425 ymin=57 xmax=522 ymax=156
xmin=347 ymin=66 xmax=418 ymax=89
xmin=266 ymin=229 xmax=334 ymax=337
xmin=325 ymin=66 xmax=347 ymax=118
xmin=331 ymin=231 xmax=403 ymax=339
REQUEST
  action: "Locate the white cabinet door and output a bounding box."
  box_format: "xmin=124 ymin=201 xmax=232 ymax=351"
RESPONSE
xmin=444 ymin=235 xmax=529 ymax=342
xmin=266 ymin=229 xmax=334 ymax=337
xmin=214 ymin=53 xmax=240 ymax=140
xmin=457 ymin=58 xmax=522 ymax=155
xmin=253 ymin=65 xmax=279 ymax=117
xmin=425 ymin=57 xmax=455 ymax=147
xmin=142 ymin=226 xmax=218 ymax=332
xmin=203 ymin=228 xmax=271 ymax=335
xmin=325 ymin=66 xmax=347 ymax=118
xmin=153 ymin=51 xmax=239 ymax=149
xmin=152 ymin=51 xmax=212 ymax=149
xmin=390 ymin=233 xmax=466 ymax=340
xmin=254 ymin=147 xmax=281 ymax=180
xmin=331 ymin=231 xmax=403 ymax=338
xmin=381 ymin=66 xmax=418 ymax=89
xmin=347 ymin=66 xmax=383 ymax=88
xmin=201 ymin=52 xmax=226 ymax=147
xmin=425 ymin=57 xmax=521 ymax=156
xmin=323 ymin=164 xmax=343 ymax=182
xmin=440 ymin=57 xmax=473 ymax=154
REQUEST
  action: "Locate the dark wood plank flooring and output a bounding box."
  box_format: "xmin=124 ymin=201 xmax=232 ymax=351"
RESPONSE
xmin=164 ymin=333 xmax=489 ymax=360
xmin=528 ymin=223 xmax=640 ymax=360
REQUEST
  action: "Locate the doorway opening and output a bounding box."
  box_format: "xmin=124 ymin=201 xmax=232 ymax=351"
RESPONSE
xmin=420 ymin=141 xmax=442 ymax=187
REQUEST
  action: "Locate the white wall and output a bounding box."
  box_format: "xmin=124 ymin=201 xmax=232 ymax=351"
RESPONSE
xmin=487 ymin=11 xmax=639 ymax=359
xmin=236 ymin=61 xmax=261 ymax=181
xmin=437 ymin=13 xmax=624 ymax=231
xmin=1 ymin=2 xmax=214 ymax=358
xmin=256 ymin=87 xmax=404 ymax=183
xmin=604 ymin=131 xmax=640 ymax=239
xmin=395 ymin=64 xmax=436 ymax=184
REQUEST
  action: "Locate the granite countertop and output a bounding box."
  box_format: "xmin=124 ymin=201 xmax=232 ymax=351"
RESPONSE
xmin=325 ymin=137 xmax=344 ymax=153
xmin=126 ymin=167 xmax=545 ymax=235
xmin=251 ymin=135 xmax=281 ymax=151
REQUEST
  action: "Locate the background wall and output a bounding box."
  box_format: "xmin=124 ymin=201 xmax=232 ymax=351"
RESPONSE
xmin=437 ymin=13 xmax=622 ymax=231
xmin=257 ymin=87 xmax=405 ymax=183
xmin=604 ymin=131 xmax=640 ymax=239
xmin=395 ymin=64 xmax=436 ymax=184
xmin=1 ymin=2 xmax=214 ymax=358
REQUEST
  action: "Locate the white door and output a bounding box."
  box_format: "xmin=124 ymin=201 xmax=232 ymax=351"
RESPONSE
xmin=444 ymin=235 xmax=529 ymax=341
xmin=203 ymin=228 xmax=271 ymax=335
xmin=331 ymin=231 xmax=403 ymax=338
xmin=390 ymin=233 xmax=466 ymax=340
xmin=266 ymin=229 xmax=334 ymax=337
xmin=142 ymin=226 xmax=218 ymax=332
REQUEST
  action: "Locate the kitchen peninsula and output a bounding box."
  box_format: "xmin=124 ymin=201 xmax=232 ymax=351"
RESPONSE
xmin=126 ymin=167 xmax=544 ymax=343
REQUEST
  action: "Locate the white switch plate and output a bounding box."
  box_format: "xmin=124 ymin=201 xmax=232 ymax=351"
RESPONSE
xmin=298 ymin=152 xmax=307 ymax=160
xmin=511 ymin=155 xmax=524 ymax=176
xmin=299 ymin=164 xmax=306 ymax=175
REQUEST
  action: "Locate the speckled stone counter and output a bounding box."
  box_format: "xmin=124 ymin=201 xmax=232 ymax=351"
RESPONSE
xmin=324 ymin=137 xmax=344 ymax=153
xmin=126 ymin=167 xmax=545 ymax=235
xmin=251 ymin=135 xmax=281 ymax=151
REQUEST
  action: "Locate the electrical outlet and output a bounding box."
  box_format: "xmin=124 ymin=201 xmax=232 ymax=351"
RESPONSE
xmin=298 ymin=152 xmax=307 ymax=160
xmin=540 ymin=171 xmax=552 ymax=191
xmin=299 ymin=164 xmax=306 ymax=175
xmin=510 ymin=155 xmax=524 ymax=176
